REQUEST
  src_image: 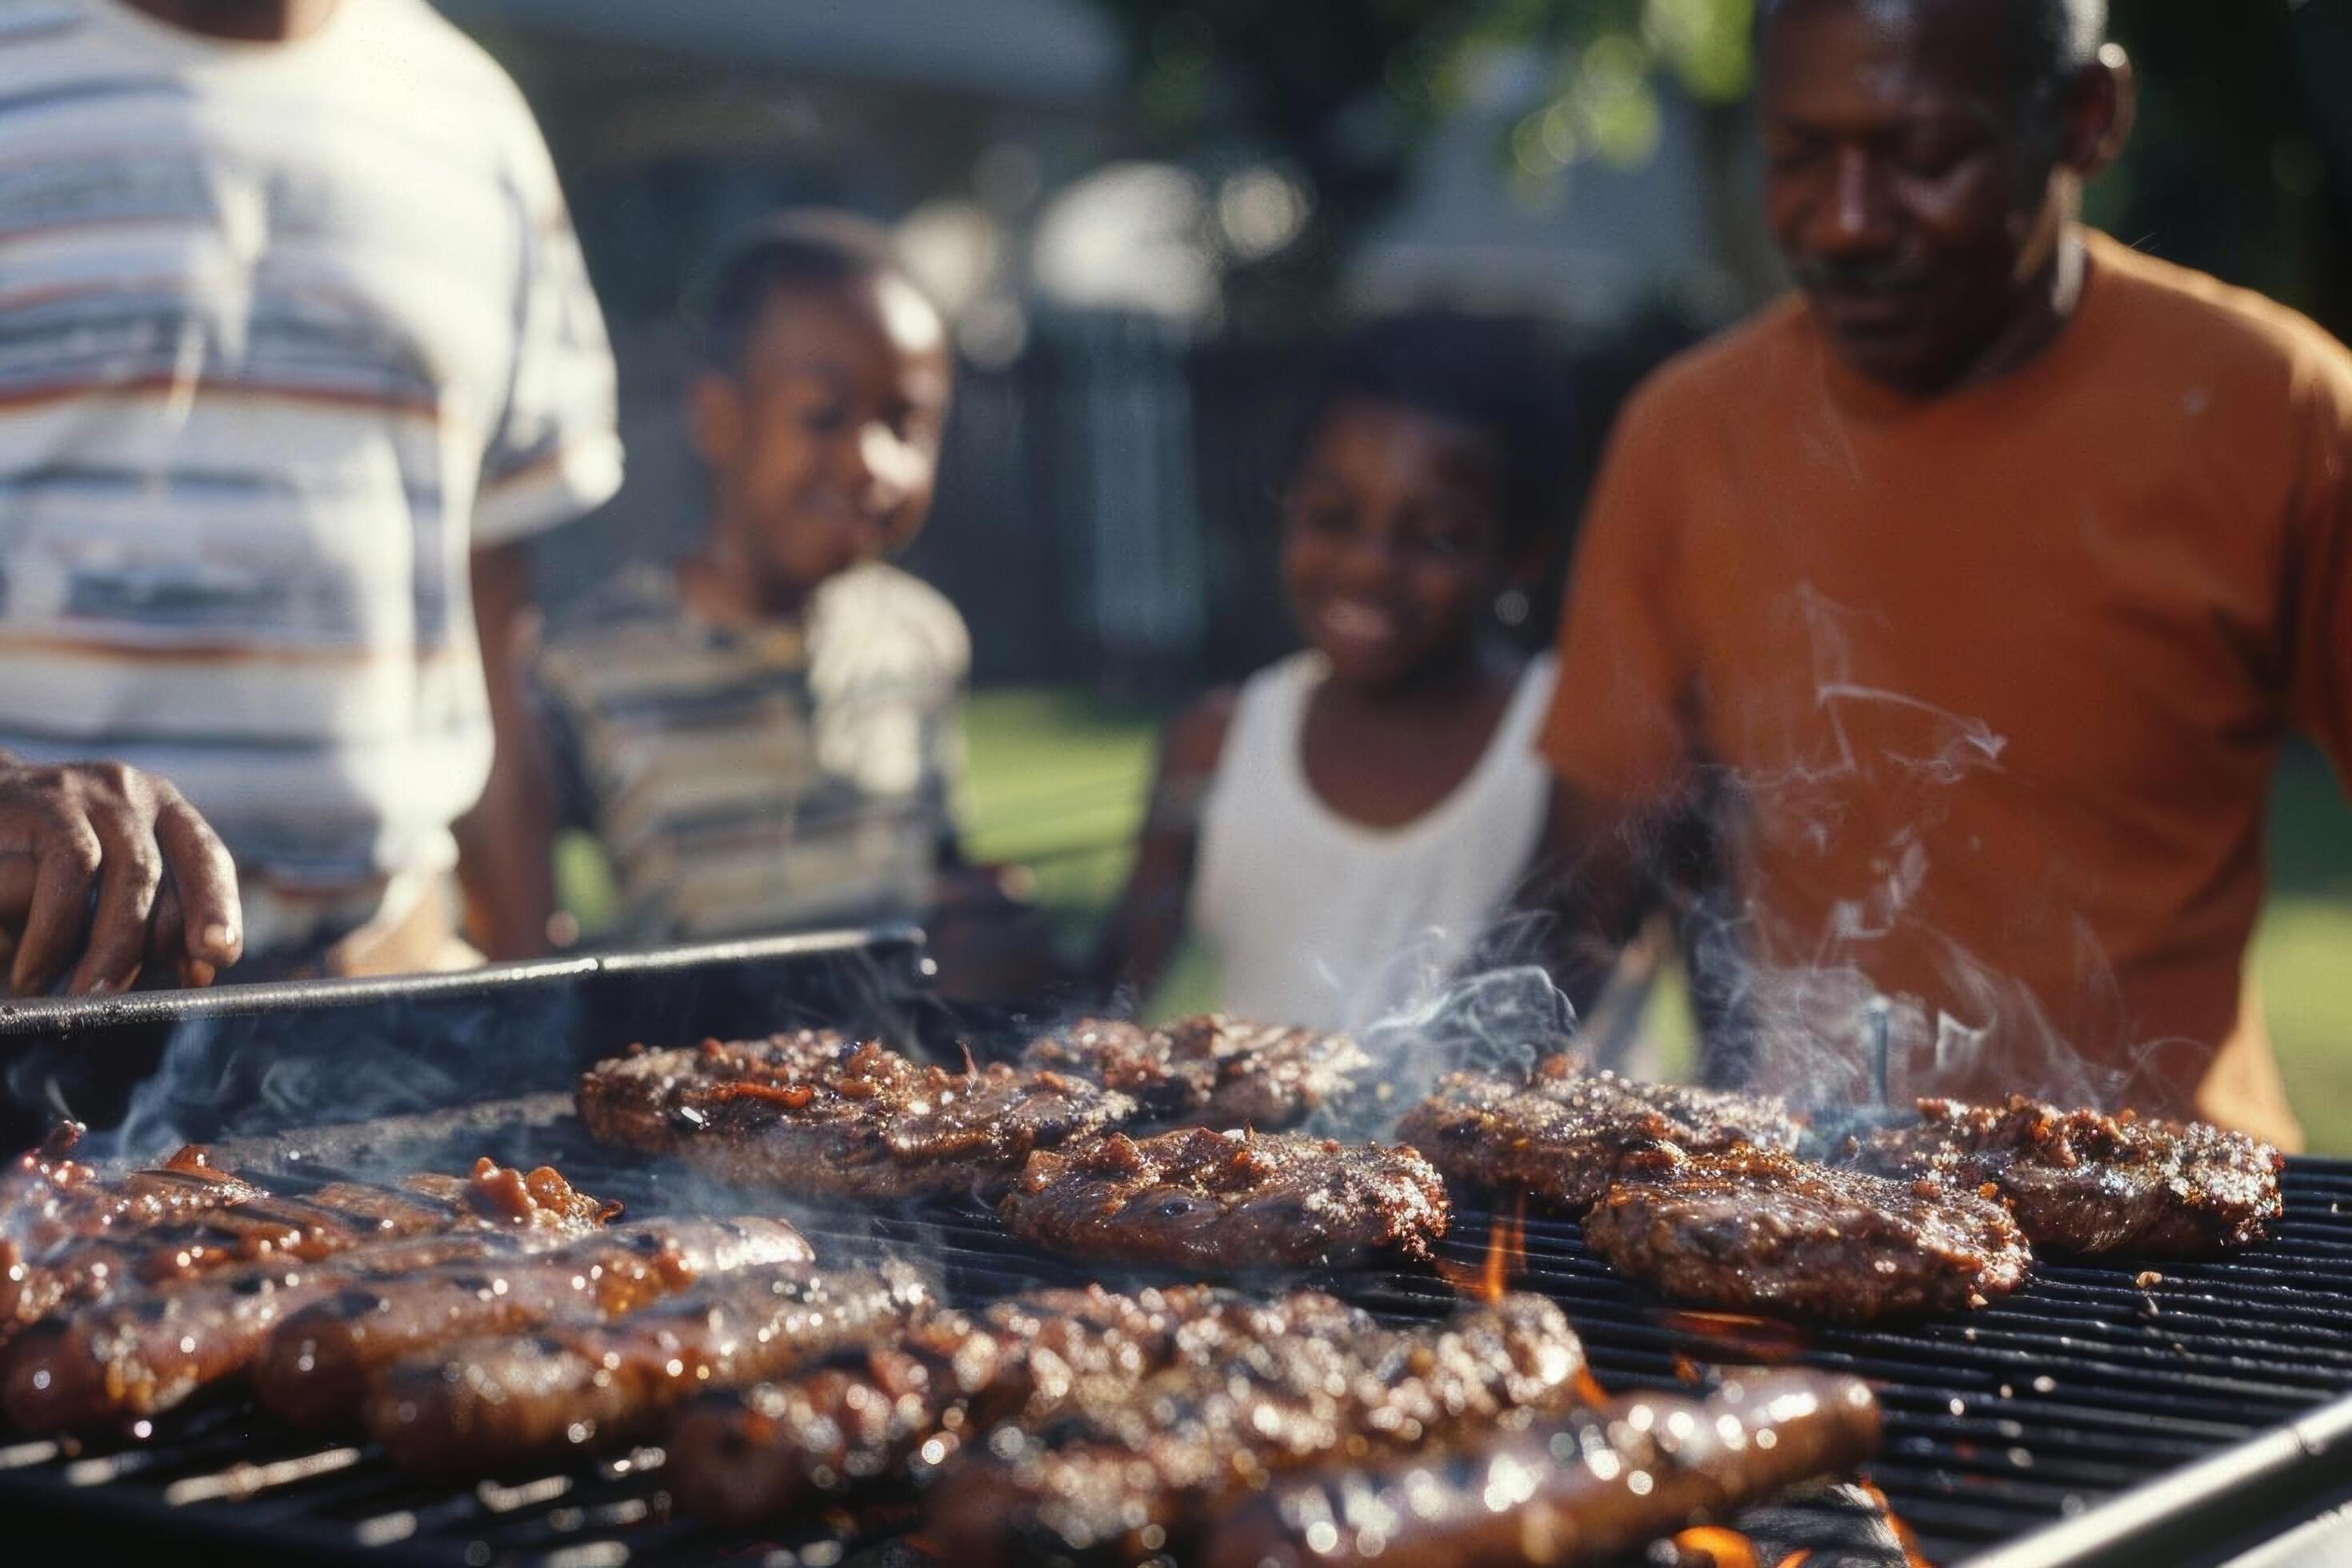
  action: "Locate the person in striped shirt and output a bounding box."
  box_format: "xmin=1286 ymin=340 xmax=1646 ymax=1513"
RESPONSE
xmin=0 ymin=0 xmax=623 ymax=977
xmin=508 ymin=214 xmax=1057 ymax=1000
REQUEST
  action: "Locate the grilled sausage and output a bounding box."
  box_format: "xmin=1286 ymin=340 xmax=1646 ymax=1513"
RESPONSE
xmin=253 ymin=1216 xmax=811 ymax=1429
xmin=668 ymin=1284 xmax=1346 ymax=1527
xmin=1 ymin=1160 xmax=612 ymax=1430
xmin=920 ymin=1294 xmax=1590 ymax=1567
xmin=1199 ymin=1371 xmax=1882 ymax=1568
xmin=0 ymin=1140 xmax=267 ymax=1340
xmin=366 ymin=1263 xmax=932 ymax=1474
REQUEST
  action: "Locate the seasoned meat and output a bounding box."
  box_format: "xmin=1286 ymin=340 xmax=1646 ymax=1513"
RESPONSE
xmin=1202 ymin=1370 xmax=1882 ymax=1568
xmin=253 ymin=1216 xmax=812 ymax=1429
xmin=1844 ymin=1096 xmax=2284 ymax=1258
xmin=366 ymin=1262 xmax=932 ymax=1474
xmin=1396 ymin=1063 xmax=1804 ymax=1213
xmin=1022 ymin=1015 xmax=1370 ymax=1128
xmin=1 ymin=1156 xmax=607 ymax=1352
xmin=670 ymin=1284 xmax=1365 ymax=1528
xmin=1 ymin=1135 xmax=261 ymax=1252
xmin=575 ymin=1030 xmax=850 ymax=1154
xmin=999 ymin=1126 xmax=1449 ymax=1272
xmin=1582 ymin=1146 xmax=2031 ymax=1323
xmin=578 ymin=1034 xmax=1135 ymax=1199
xmin=0 ymin=1160 xmax=614 ymax=1431
xmin=1 ymin=1139 xmax=268 ymax=1342
xmin=922 ymin=1293 xmax=1589 ymax=1566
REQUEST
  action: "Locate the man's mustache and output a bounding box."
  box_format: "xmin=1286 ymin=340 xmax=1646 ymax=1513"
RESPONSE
xmin=1791 ymin=258 xmax=1935 ymax=298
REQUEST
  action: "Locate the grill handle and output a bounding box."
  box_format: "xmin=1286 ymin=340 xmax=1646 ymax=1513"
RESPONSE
xmin=1958 ymin=1388 xmax=2352 ymax=1568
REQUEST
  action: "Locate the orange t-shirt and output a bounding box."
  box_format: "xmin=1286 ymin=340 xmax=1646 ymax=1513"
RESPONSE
xmin=1545 ymin=230 xmax=2352 ymax=1134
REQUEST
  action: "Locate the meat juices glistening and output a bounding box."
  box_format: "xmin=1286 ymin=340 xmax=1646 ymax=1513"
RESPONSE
xmin=1 ymin=1137 xmax=270 ymax=1342
xmin=2 ymin=1160 xmax=614 ymax=1432
xmin=366 ymin=1262 xmax=933 ymax=1474
xmin=576 ymin=1034 xmax=1137 ymax=1199
xmin=252 ymin=1215 xmax=814 ymax=1430
xmin=998 ymin=1126 xmax=1450 ymax=1272
xmin=1200 ymin=1370 xmax=1883 ymax=1568
xmin=1020 ymin=1014 xmax=1370 ymax=1129
xmin=921 ymin=1293 xmax=1590 ymax=1567
xmin=1582 ymin=1145 xmax=2032 ymax=1323
xmin=1396 ymin=1062 xmax=1805 ymax=1213
xmin=669 ymin=1284 xmax=1372 ymax=1529
xmin=1845 ymin=1096 xmax=2285 ymax=1258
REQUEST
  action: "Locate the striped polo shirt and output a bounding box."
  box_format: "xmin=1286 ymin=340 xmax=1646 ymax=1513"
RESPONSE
xmin=534 ymin=562 xmax=970 ymax=942
xmin=0 ymin=0 xmax=622 ymax=933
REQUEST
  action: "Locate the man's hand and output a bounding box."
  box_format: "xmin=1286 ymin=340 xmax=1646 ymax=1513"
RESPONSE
xmin=0 ymin=758 xmax=243 ymax=996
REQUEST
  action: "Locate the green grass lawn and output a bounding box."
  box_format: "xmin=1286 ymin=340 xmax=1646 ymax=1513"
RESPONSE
xmin=946 ymin=687 xmax=2352 ymax=1153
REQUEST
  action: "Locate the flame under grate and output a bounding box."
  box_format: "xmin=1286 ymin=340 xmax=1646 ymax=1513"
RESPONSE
xmin=4 ymin=1113 xmax=2350 ymax=1568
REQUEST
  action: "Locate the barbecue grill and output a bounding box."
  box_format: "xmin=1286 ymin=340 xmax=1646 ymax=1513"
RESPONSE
xmin=3 ymin=928 xmax=2348 ymax=1568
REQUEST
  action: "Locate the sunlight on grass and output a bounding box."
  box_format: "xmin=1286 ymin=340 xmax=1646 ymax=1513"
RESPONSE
xmin=2257 ymin=898 xmax=2352 ymax=1154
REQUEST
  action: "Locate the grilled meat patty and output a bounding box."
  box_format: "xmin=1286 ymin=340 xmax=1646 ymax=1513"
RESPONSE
xmin=1022 ymin=1015 xmax=1370 ymax=1129
xmin=670 ymin=1283 xmax=1365 ymax=1528
xmin=2 ymin=1159 xmax=612 ymax=1431
xmin=1396 ymin=1062 xmax=1805 ymax=1213
xmin=1582 ymin=1146 xmax=2032 ymax=1323
xmin=922 ymin=1292 xmax=1589 ymax=1567
xmin=1843 ymin=1096 xmax=2284 ymax=1258
xmin=999 ymin=1126 xmax=1450 ymax=1272
xmin=253 ymin=1215 xmax=812 ymax=1430
xmin=366 ymin=1262 xmax=931 ymax=1474
xmin=578 ymin=1034 xmax=1135 ymax=1199
xmin=1202 ymin=1370 xmax=1882 ymax=1568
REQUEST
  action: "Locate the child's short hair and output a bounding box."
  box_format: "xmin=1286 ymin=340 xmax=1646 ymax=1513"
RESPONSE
xmin=1308 ymin=311 xmax=1575 ymax=554
xmin=686 ymin=209 xmax=924 ymax=374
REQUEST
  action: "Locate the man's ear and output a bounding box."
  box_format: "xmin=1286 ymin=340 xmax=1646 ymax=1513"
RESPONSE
xmin=686 ymin=371 xmax=743 ymax=467
xmin=2062 ymin=42 xmax=2136 ymax=179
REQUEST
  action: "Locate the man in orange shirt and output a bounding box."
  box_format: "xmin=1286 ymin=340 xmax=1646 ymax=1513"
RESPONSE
xmin=1545 ymin=0 xmax=2350 ymax=1146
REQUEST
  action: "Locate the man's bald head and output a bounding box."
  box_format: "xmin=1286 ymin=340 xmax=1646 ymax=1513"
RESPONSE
xmin=1762 ymin=0 xmax=2106 ymax=118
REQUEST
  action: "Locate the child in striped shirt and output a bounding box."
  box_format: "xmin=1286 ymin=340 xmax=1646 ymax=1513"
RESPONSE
xmin=515 ymin=214 xmax=1053 ymax=998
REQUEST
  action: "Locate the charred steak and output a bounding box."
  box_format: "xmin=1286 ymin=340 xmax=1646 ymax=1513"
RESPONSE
xmin=1201 ymin=1370 xmax=1882 ymax=1568
xmin=1022 ymin=1014 xmax=1370 ymax=1128
xmin=922 ymin=1293 xmax=1589 ymax=1567
xmin=1844 ymin=1096 xmax=2283 ymax=1258
xmin=1583 ymin=1146 xmax=2031 ymax=1322
xmin=578 ymin=1034 xmax=1136 ymax=1199
xmin=998 ymin=1126 xmax=1449 ymax=1271
xmin=1396 ymin=1062 xmax=1804 ymax=1213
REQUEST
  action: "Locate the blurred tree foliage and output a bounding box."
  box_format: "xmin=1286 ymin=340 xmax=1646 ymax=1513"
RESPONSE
xmin=1090 ymin=0 xmax=2352 ymax=339
xmin=1087 ymin=0 xmax=1755 ymax=334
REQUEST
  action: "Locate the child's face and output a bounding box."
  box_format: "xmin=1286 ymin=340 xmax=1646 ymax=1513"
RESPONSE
xmin=691 ymin=274 xmax=951 ymax=606
xmin=1281 ymin=398 xmax=1510 ymax=689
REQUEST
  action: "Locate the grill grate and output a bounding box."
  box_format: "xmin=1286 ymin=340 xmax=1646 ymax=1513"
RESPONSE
xmin=6 ymin=1117 xmax=2350 ymax=1568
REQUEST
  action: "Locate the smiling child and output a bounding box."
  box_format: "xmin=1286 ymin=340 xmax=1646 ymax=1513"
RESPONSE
xmin=1092 ymin=314 xmax=1574 ymax=1030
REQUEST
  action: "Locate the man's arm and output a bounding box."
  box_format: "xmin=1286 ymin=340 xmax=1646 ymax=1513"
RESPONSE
xmin=1518 ymin=778 xmax=1659 ymax=1022
xmin=0 ymin=755 xmax=242 ymax=994
xmin=454 ymin=543 xmax=561 ymax=960
xmin=1516 ymin=370 xmax=1702 ymax=1034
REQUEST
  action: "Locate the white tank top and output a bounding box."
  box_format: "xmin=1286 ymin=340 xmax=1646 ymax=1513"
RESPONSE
xmin=1190 ymin=651 xmax=1558 ymax=1034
